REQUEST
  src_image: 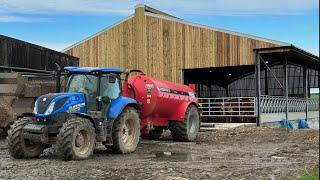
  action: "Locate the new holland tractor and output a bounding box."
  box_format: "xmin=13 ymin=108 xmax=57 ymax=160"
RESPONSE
xmin=7 ymin=66 xmax=200 ymax=161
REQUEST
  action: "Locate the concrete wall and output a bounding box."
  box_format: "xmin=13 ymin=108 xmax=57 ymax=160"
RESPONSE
xmin=261 ymin=111 xmax=319 ymax=123
xmin=261 ymin=111 xmax=319 ymax=129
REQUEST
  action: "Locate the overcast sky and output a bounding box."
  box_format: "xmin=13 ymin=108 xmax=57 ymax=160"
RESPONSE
xmin=0 ymin=0 xmax=319 ymax=55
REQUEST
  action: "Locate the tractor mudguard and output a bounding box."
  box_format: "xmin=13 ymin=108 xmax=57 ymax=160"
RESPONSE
xmin=71 ymin=112 xmax=93 ymax=121
xmin=169 ymin=102 xmax=198 ymax=121
xmin=107 ymin=96 xmax=139 ymax=120
xmin=70 ymin=112 xmax=97 ymax=128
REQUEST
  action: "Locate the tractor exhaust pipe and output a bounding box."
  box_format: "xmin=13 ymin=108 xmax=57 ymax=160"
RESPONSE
xmin=124 ymin=69 xmax=144 ymax=81
xmin=122 ymin=69 xmax=144 ymax=100
xmin=55 ymin=63 xmax=61 ymax=93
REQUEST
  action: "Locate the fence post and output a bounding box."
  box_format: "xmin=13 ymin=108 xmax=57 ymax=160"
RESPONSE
xmin=208 ymin=98 xmax=211 ymax=116
xmin=222 ymin=98 xmax=225 ymax=115
xmin=238 ymin=97 xmax=241 ymax=116
xmin=255 ymin=97 xmax=257 ymax=116
xmin=303 ymin=66 xmax=309 ymax=121
xmin=255 ymin=51 xmax=261 ymax=126
xmin=283 ymin=57 xmax=289 ymax=120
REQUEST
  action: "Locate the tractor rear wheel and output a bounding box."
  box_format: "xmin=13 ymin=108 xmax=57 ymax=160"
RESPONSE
xmin=57 ymin=117 xmax=95 ymax=161
xmin=141 ymin=127 xmax=163 ymax=140
xmin=170 ymin=105 xmax=200 ymax=141
xmin=109 ymin=107 xmax=140 ymax=154
xmin=7 ymin=117 xmax=45 ymax=159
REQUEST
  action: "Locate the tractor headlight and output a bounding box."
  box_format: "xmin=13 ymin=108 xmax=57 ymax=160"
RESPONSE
xmin=33 ymin=102 xmax=38 ymax=114
xmin=44 ymin=102 xmax=55 ymax=115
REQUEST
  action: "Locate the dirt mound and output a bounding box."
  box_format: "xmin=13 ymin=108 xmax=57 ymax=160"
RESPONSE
xmin=196 ymin=126 xmax=319 ymax=147
xmin=0 ymin=102 xmax=15 ymax=128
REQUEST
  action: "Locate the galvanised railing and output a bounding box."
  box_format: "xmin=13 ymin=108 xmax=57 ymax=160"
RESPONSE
xmin=260 ymin=95 xmax=319 ymax=113
xmin=199 ymin=96 xmax=319 ymax=117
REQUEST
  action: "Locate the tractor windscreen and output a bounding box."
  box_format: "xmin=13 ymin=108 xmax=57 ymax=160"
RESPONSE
xmin=100 ymin=75 xmax=121 ymax=100
xmin=66 ymin=74 xmax=98 ymax=110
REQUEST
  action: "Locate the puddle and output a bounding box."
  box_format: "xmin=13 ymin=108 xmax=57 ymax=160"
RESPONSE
xmin=144 ymin=151 xmax=199 ymax=162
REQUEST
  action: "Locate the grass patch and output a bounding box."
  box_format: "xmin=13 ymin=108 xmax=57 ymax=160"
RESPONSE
xmin=298 ymin=164 xmax=319 ymax=180
xmin=310 ymin=94 xmax=319 ymax=101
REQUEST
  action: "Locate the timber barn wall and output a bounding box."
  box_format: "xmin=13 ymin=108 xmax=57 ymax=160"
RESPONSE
xmin=64 ymin=5 xmax=286 ymax=83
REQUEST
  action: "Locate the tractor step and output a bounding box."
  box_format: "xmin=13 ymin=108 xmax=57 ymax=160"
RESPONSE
xmin=23 ymin=124 xmax=46 ymax=133
xmin=22 ymin=124 xmax=48 ymax=142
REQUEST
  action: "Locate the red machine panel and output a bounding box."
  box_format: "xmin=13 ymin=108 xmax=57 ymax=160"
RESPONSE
xmin=126 ymin=74 xmax=198 ymax=127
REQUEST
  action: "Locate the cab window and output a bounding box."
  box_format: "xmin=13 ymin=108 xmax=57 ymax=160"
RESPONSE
xmin=66 ymin=74 xmax=98 ymax=110
xmin=100 ymin=74 xmax=120 ymax=100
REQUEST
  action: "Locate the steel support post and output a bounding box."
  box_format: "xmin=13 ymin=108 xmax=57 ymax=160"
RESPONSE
xmin=197 ymin=84 xmax=201 ymax=97
xmin=225 ymin=85 xmax=229 ymax=97
xmin=255 ymin=52 xmax=261 ymax=126
xmin=265 ymin=69 xmax=268 ymax=95
xmin=303 ymin=66 xmax=309 ymax=121
xmin=283 ymin=57 xmax=289 ymax=120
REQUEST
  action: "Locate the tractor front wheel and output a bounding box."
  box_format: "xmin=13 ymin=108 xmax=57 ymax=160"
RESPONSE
xmin=7 ymin=117 xmax=45 ymax=159
xmin=170 ymin=105 xmax=200 ymax=141
xmin=57 ymin=117 xmax=95 ymax=161
xmin=109 ymin=107 xmax=140 ymax=154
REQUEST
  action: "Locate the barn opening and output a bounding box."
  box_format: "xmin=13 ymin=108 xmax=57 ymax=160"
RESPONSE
xmin=183 ymin=46 xmax=319 ymax=125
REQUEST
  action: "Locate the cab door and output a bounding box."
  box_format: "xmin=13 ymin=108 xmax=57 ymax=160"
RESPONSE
xmin=99 ymin=74 xmax=121 ymax=117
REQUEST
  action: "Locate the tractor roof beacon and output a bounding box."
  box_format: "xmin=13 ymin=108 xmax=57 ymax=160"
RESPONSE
xmin=7 ymin=66 xmax=200 ymax=161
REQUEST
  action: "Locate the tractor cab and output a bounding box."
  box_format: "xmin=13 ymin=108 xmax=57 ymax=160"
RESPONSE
xmin=64 ymin=66 xmax=122 ymax=116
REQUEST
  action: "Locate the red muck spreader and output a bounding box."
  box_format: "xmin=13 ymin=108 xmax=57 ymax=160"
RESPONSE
xmin=123 ymin=70 xmax=200 ymax=141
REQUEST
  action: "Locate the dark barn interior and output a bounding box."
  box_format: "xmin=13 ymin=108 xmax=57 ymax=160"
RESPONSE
xmin=183 ymin=46 xmax=319 ymax=123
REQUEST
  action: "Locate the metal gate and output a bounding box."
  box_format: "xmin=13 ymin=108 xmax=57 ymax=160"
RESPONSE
xmin=199 ymin=97 xmax=256 ymax=117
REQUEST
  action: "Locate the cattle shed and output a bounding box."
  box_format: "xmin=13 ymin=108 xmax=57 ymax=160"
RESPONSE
xmin=1 ymin=35 xmax=79 ymax=71
xmin=64 ymin=4 xmax=319 ymax=126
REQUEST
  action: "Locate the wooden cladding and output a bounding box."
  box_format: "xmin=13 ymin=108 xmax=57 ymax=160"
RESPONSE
xmin=65 ymin=17 xmax=136 ymax=68
xmin=0 ymin=35 xmax=79 ymax=71
xmin=65 ymin=6 xmax=280 ymax=83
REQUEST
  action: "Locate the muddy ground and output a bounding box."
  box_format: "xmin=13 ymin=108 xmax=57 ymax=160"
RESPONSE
xmin=0 ymin=127 xmax=319 ymax=180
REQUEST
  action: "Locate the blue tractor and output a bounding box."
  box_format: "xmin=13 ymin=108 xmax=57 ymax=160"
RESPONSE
xmin=7 ymin=66 xmax=141 ymax=160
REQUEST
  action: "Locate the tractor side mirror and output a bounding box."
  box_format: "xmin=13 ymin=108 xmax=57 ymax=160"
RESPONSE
xmin=96 ymin=96 xmax=111 ymax=112
xmin=97 ymin=96 xmax=111 ymax=103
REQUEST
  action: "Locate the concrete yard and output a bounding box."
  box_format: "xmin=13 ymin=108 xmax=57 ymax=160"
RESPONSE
xmin=0 ymin=127 xmax=318 ymax=180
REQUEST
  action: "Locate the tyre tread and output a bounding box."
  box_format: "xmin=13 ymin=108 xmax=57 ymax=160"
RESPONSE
xmin=7 ymin=117 xmax=44 ymax=159
xmin=57 ymin=117 xmax=95 ymax=161
xmin=170 ymin=105 xmax=199 ymax=141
